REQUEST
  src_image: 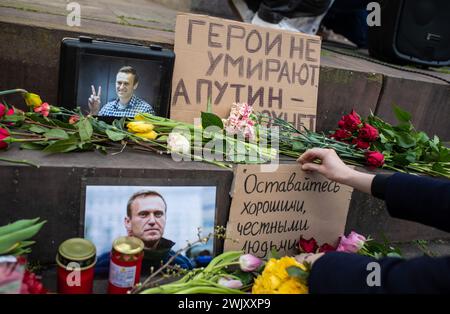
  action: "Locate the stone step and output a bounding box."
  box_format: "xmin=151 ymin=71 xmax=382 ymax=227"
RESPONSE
xmin=0 ymin=147 xmax=448 ymax=264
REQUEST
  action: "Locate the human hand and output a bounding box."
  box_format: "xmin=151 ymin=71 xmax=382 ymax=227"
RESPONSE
xmin=88 ymin=85 xmax=101 ymax=115
xmin=294 ymin=253 xmax=324 ymax=267
xmin=297 ymin=148 xmax=354 ymax=183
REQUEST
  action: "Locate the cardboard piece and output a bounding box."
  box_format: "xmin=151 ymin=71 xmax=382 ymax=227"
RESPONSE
xmin=171 ymin=14 xmax=321 ymax=130
xmin=224 ymin=164 xmax=353 ymax=258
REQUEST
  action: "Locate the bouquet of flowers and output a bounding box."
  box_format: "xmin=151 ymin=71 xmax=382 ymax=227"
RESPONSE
xmin=297 ymin=231 xmax=402 ymax=259
xmin=0 ymin=218 xmax=47 ymax=294
xmin=0 ymin=89 xmax=276 ymax=169
xmin=259 ymin=107 xmax=450 ymax=178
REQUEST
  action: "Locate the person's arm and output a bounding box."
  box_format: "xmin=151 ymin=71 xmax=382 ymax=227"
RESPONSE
xmin=298 ymin=148 xmax=450 ymax=232
xmin=297 ymin=148 xmax=450 ymax=293
xmin=308 ymin=252 xmax=450 ymax=293
xmin=297 ymin=148 xmax=375 ymax=194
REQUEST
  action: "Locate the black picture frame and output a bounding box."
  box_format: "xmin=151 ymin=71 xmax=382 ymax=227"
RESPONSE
xmin=79 ymin=176 xmax=231 ymax=259
xmin=57 ymin=36 xmax=175 ymax=121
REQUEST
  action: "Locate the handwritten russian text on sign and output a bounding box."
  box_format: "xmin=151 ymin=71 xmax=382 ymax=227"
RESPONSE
xmin=224 ymin=164 xmax=353 ymax=258
xmin=171 ymin=14 xmax=321 ymax=130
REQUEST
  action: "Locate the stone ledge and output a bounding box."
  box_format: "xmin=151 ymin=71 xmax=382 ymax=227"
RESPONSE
xmin=1 ymin=146 xmax=448 ymax=265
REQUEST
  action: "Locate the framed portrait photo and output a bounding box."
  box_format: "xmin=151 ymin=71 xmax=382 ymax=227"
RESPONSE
xmin=81 ymin=181 xmax=222 ymax=275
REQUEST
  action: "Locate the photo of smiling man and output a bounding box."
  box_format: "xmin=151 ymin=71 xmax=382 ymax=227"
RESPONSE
xmin=88 ymin=65 xmax=155 ymax=117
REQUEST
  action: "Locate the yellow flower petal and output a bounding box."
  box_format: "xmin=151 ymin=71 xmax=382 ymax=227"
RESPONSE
xmin=136 ymin=131 xmax=158 ymax=140
xmin=252 ymin=256 xmax=309 ymax=294
xmin=134 ymin=114 xmax=146 ymax=121
xmin=127 ymin=121 xmax=154 ymax=133
xmin=23 ymin=93 xmax=42 ymax=108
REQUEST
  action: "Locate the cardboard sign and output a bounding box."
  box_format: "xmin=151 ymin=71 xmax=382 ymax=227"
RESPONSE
xmin=171 ymin=14 xmax=321 ymax=131
xmin=224 ymin=164 xmax=353 ymax=258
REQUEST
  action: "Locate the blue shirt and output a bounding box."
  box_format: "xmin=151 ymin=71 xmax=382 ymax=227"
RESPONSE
xmin=98 ymin=95 xmax=155 ymax=117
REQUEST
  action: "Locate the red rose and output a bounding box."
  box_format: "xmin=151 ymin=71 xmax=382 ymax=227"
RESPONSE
xmin=366 ymin=151 xmax=385 ymax=168
xmin=331 ymin=129 xmax=352 ymax=141
xmin=352 ymin=138 xmax=370 ymax=150
xmin=318 ymin=243 xmax=336 ymax=253
xmin=0 ymin=103 xmax=6 ymax=118
xmin=298 ymin=236 xmax=318 ymax=253
xmin=341 ymin=110 xmax=362 ymax=131
xmin=20 ymin=270 xmax=47 ymax=294
xmin=358 ymin=123 xmax=379 ymax=142
xmin=0 ymin=127 xmax=10 ymax=149
xmin=338 ymin=119 xmax=345 ymax=129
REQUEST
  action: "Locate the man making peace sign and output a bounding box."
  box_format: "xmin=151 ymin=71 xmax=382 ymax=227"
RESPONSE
xmin=88 ymin=66 xmax=155 ymax=117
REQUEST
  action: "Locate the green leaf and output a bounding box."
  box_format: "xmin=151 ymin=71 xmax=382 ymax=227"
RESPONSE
xmin=42 ymin=137 xmax=79 ymax=153
xmin=379 ymin=133 xmax=388 ymax=144
xmin=201 ymin=111 xmax=224 ymax=130
xmin=52 ymin=119 xmax=76 ymax=130
xmin=393 ymin=105 xmax=412 ymax=123
xmin=286 ymin=266 xmax=309 ymax=284
xmin=2 ymin=114 xmax=25 ymax=123
xmin=44 ymin=128 xmax=69 ymax=139
xmin=395 ymin=133 xmax=416 ymax=149
xmin=267 ymin=249 xmax=281 ymax=260
xmin=156 ymin=135 xmax=168 ymax=142
xmin=292 ymin=141 xmax=305 ymax=152
xmin=20 ymin=142 xmax=47 ymax=150
xmin=106 ymin=129 xmax=126 ymax=141
xmin=112 ymin=118 xmax=126 ymax=131
xmin=415 ymin=132 xmax=429 ymax=144
xmin=431 ymin=162 xmax=446 ymax=173
xmin=28 ymin=125 xmax=49 ymax=134
xmin=95 ymin=144 xmax=107 ymax=154
xmin=77 ymin=117 xmax=93 ymax=141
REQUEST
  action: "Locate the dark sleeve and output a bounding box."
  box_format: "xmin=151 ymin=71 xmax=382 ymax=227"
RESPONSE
xmin=370 ymin=173 xmax=391 ymax=200
xmin=309 ymin=252 xmax=450 ymax=294
xmin=376 ymin=173 xmax=450 ymax=232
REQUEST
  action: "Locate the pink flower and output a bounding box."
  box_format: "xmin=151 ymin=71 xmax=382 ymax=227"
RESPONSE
xmin=239 ymin=254 xmax=262 ymax=272
xmin=0 ymin=103 xmax=5 ymax=118
xmin=223 ymin=103 xmax=256 ymax=141
xmin=298 ymin=236 xmax=318 ymax=253
xmin=218 ymin=277 xmax=243 ymax=289
xmin=34 ymin=102 xmax=50 ymax=117
xmin=336 ymin=231 xmax=367 ymax=253
xmin=0 ymin=127 xmax=10 ymax=149
xmin=69 ymin=115 xmax=80 ymax=124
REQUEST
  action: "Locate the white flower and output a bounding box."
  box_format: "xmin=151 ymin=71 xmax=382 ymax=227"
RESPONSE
xmin=167 ymin=132 xmax=190 ymax=154
xmin=218 ymin=277 xmax=243 ymax=289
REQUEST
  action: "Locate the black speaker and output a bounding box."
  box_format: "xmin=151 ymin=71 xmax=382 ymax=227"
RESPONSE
xmin=368 ymin=0 xmax=450 ymax=66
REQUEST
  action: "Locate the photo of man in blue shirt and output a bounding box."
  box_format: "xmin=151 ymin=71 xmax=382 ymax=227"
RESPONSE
xmin=88 ymin=66 xmax=155 ymax=117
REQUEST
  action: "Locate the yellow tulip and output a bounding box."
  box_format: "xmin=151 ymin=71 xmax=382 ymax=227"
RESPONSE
xmin=127 ymin=121 xmax=154 ymax=133
xmin=23 ymin=93 xmax=43 ymax=108
xmin=136 ymin=131 xmax=158 ymax=140
xmin=134 ymin=114 xmax=146 ymax=121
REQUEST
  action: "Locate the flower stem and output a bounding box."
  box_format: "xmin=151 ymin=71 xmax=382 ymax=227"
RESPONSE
xmin=0 ymin=157 xmax=39 ymax=167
